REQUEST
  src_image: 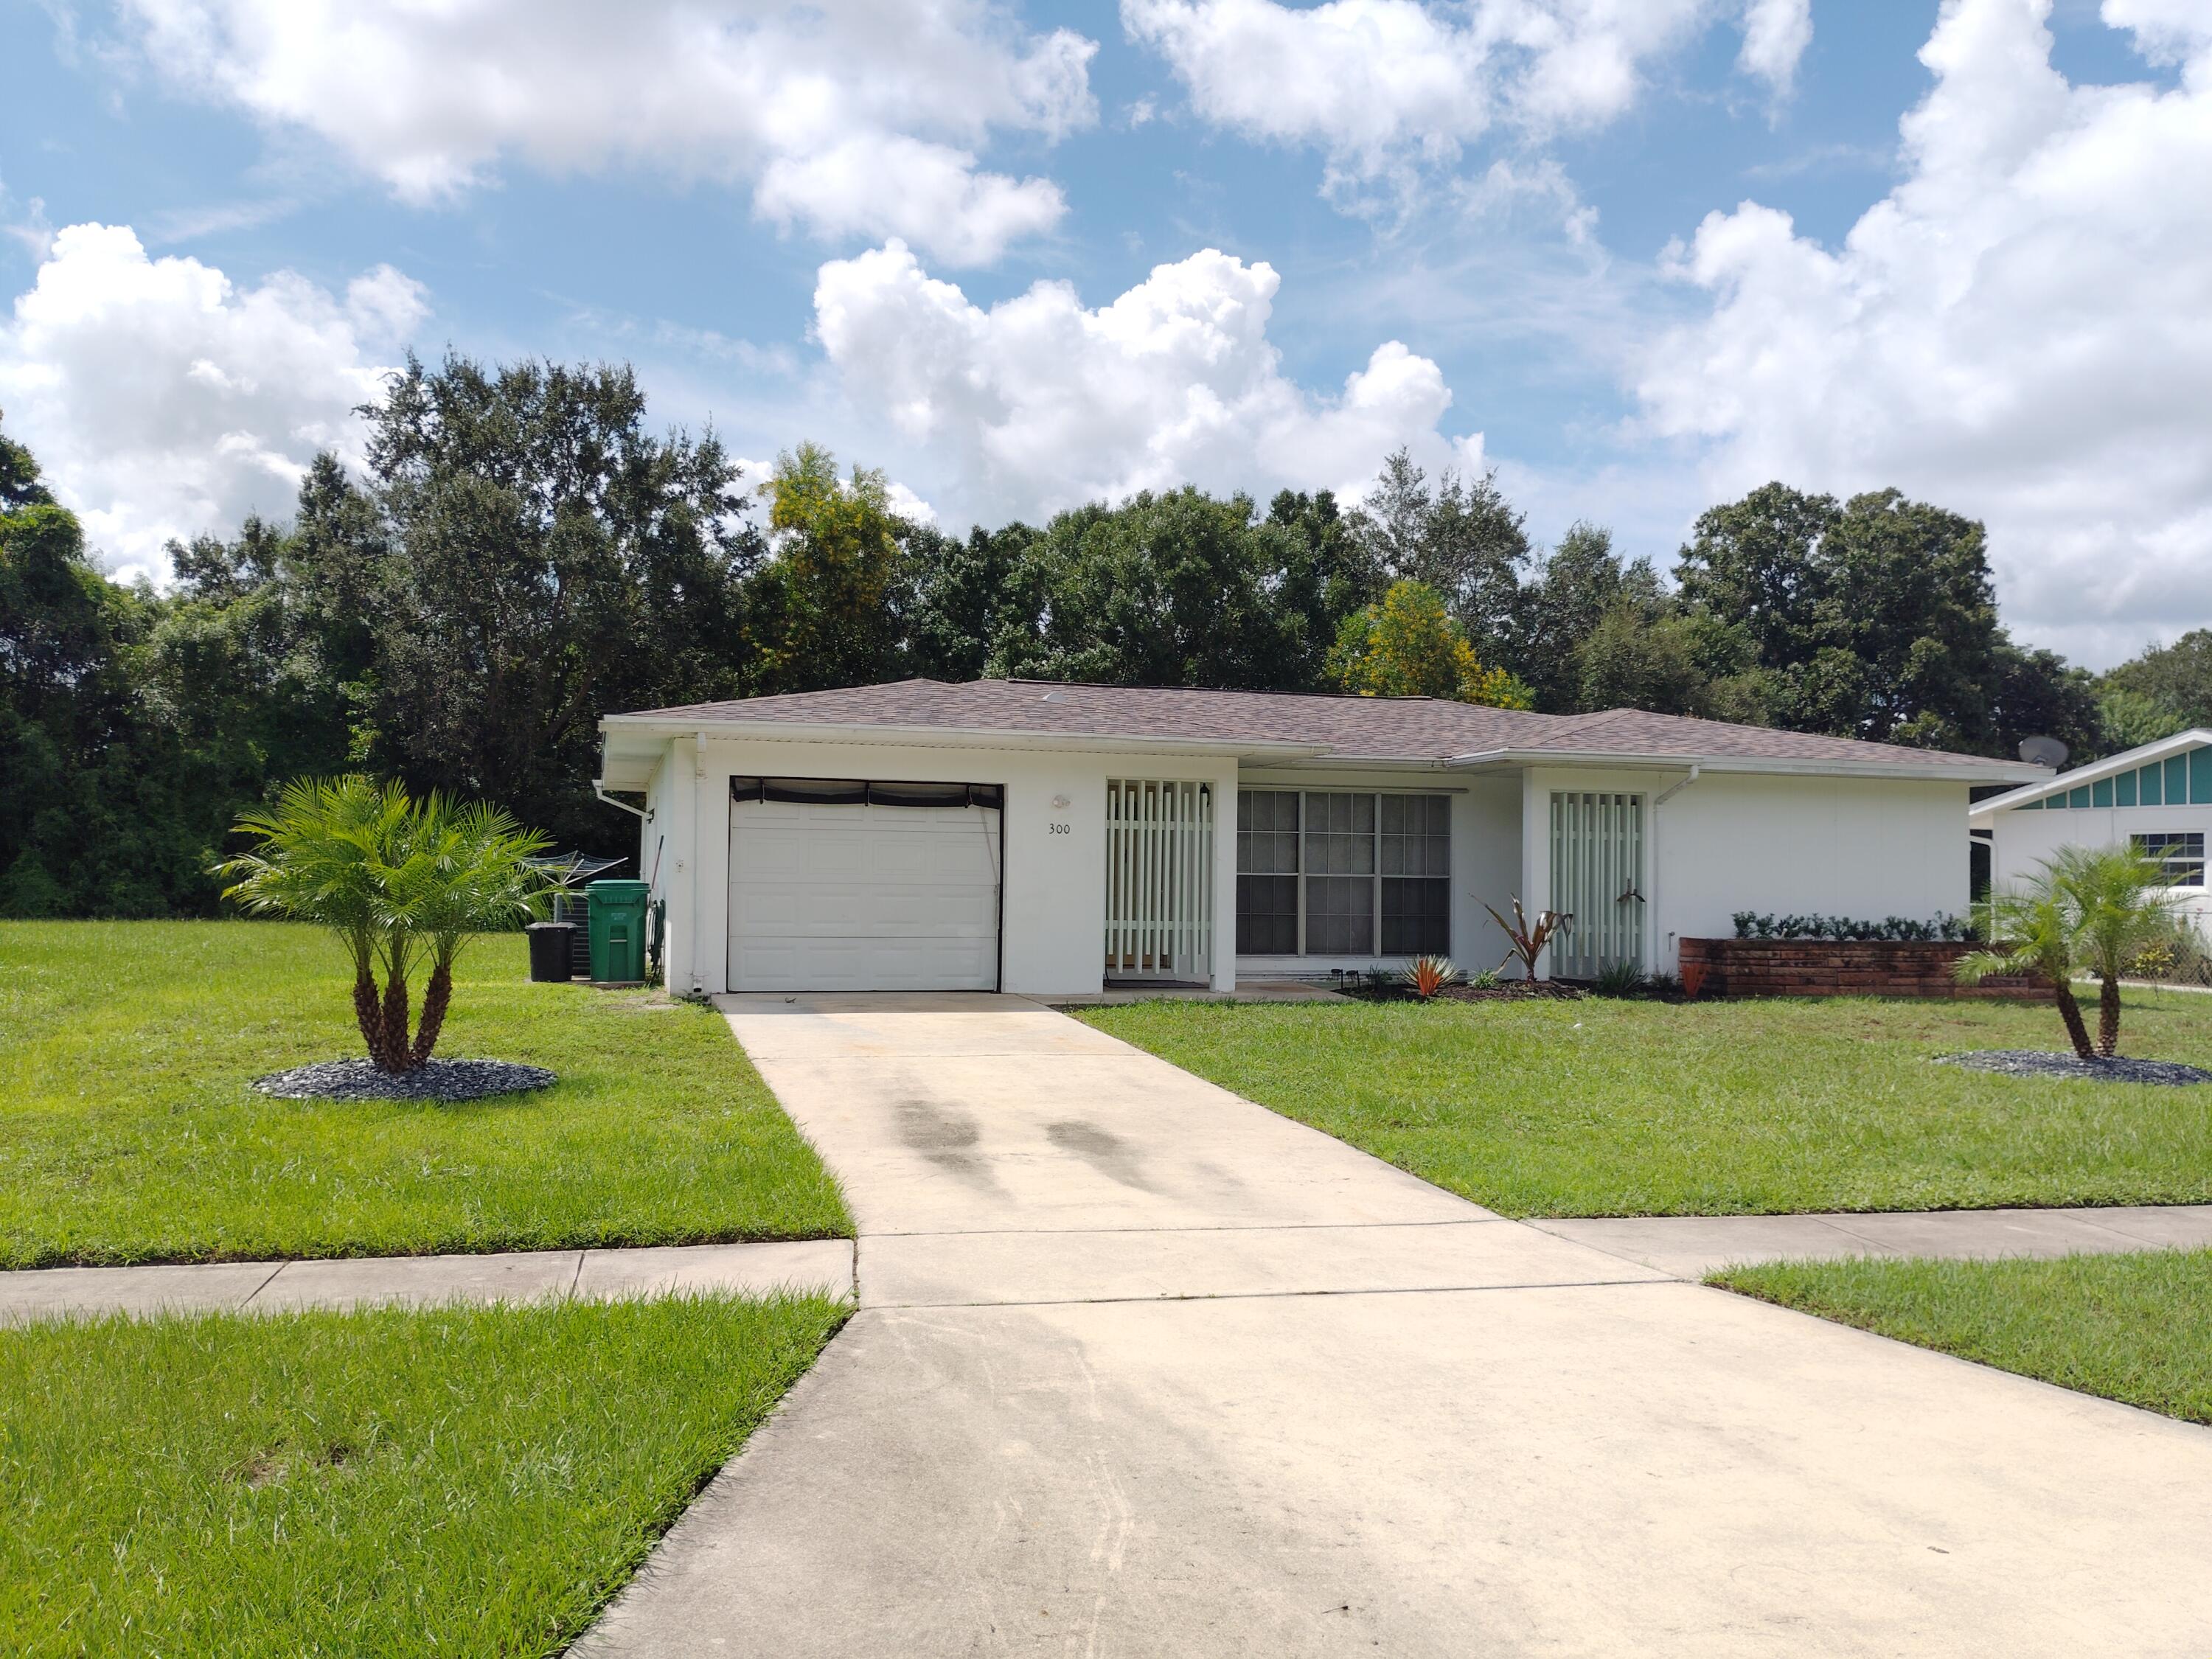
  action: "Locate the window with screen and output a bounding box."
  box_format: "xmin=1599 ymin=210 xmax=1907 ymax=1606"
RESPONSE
xmin=1234 ymin=790 xmax=1300 ymax=953
xmin=1235 ymin=789 xmax=1450 ymax=956
xmin=2133 ymin=832 xmax=2206 ymax=888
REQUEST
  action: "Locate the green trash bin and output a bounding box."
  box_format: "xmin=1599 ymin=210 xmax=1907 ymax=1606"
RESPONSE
xmin=585 ymin=880 xmax=650 ymax=984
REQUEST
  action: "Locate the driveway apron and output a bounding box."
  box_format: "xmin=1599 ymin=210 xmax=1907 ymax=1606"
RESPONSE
xmin=577 ymin=993 xmax=2212 ymax=1658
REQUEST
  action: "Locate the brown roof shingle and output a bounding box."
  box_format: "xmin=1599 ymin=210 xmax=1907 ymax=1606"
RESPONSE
xmin=611 ymin=678 xmax=2032 ymax=776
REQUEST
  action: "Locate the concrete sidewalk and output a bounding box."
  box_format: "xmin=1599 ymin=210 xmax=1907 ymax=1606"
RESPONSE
xmin=568 ymin=992 xmax=2212 ymax=1659
xmin=1534 ymin=1202 xmax=2212 ymax=1280
xmin=0 ymin=1239 xmax=854 ymax=1324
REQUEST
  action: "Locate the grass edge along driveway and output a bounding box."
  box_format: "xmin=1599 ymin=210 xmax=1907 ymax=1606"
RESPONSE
xmin=1074 ymin=992 xmax=2212 ymax=1218
xmin=0 ymin=1291 xmax=849 ymax=1658
xmin=1711 ymin=1251 xmax=2212 ymax=1427
xmin=0 ymin=920 xmax=850 ymax=1268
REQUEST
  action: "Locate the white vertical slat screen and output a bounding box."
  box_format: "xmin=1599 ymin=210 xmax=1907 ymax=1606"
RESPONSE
xmin=1105 ymin=780 xmax=1215 ymax=982
xmin=1548 ymin=790 xmax=1644 ymax=978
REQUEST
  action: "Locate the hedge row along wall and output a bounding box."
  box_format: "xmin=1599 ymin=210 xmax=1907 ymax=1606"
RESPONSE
xmin=1677 ymin=938 xmax=2048 ymax=1001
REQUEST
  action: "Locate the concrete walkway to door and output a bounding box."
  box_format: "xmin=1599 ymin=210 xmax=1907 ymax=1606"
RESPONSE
xmin=576 ymin=992 xmax=2212 ymax=1659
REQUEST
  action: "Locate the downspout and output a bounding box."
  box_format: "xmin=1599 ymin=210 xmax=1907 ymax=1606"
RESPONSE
xmin=593 ymin=779 xmax=649 ymax=821
xmin=1649 ymin=765 xmax=1701 ymax=972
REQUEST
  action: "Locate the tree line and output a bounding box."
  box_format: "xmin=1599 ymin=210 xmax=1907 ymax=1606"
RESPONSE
xmin=4 ymin=351 xmax=2206 ymax=918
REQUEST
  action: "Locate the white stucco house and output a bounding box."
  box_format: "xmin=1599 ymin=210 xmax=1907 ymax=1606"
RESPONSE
xmin=1971 ymin=728 xmax=2212 ymax=942
xmin=594 ymin=679 xmax=2045 ymax=998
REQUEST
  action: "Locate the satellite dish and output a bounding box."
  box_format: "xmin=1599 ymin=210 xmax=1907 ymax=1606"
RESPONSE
xmin=2018 ymin=735 xmax=2069 ymax=769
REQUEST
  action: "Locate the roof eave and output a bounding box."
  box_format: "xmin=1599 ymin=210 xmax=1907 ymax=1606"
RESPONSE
xmin=595 ymin=713 xmax=1329 ymax=762
xmin=1970 ymin=727 xmax=2212 ymax=819
xmin=1449 ymin=747 xmax=2048 ymax=783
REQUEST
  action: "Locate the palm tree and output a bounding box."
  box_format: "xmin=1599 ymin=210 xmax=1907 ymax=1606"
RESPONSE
xmin=397 ymin=796 xmax=555 ymax=1066
xmin=218 ymin=776 xmax=415 ymax=1068
xmin=1956 ymin=876 xmax=2096 ymax=1059
xmin=1957 ymin=844 xmax=2187 ymax=1059
xmin=217 ymin=777 xmax=554 ymax=1071
xmin=2050 ymin=843 xmax=2188 ymax=1057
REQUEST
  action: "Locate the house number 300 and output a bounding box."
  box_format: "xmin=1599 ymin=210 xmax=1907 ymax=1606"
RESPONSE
xmin=1048 ymin=822 xmax=1071 ymax=835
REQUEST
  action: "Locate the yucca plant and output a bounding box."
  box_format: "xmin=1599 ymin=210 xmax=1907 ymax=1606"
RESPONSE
xmin=1484 ymin=897 xmax=1571 ymax=981
xmin=1592 ymin=959 xmax=1646 ymax=998
xmin=217 ymin=777 xmax=556 ymax=1072
xmin=1401 ymin=955 xmax=1461 ymax=1001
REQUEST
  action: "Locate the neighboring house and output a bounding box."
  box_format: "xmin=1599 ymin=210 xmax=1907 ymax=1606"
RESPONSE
xmin=596 ymin=679 xmax=2043 ymax=998
xmin=1971 ymin=728 xmax=2212 ymax=942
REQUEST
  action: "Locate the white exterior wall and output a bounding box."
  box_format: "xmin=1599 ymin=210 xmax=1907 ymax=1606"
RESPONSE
xmin=1987 ymin=801 xmax=2212 ymax=942
xmin=1520 ymin=767 xmax=1972 ymax=975
xmin=639 ymin=734 xmax=1239 ymax=998
xmin=1231 ymin=766 xmax=1520 ymax=978
xmin=628 ymin=731 xmax=1984 ymax=993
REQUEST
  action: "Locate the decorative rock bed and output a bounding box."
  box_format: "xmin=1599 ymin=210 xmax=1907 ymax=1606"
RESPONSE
xmin=251 ymin=1058 xmax=559 ymax=1102
xmin=1934 ymin=1051 xmax=2212 ymax=1086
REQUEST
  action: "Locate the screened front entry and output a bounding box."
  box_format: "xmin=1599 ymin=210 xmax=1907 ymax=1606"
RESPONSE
xmin=1235 ymin=790 xmax=1450 ymax=958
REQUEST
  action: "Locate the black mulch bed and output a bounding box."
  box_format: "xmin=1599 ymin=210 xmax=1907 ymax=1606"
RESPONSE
xmin=251 ymin=1058 xmax=560 ymax=1101
xmin=1349 ymin=981 xmax=1587 ymax=1004
xmin=1934 ymin=1050 xmax=2212 ymax=1086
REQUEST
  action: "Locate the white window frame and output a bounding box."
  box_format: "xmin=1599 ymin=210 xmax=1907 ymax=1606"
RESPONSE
xmin=2133 ymin=831 xmax=2206 ymax=889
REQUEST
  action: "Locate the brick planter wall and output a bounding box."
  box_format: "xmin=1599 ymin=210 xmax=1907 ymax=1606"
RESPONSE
xmin=1677 ymin=938 xmax=2048 ymax=1001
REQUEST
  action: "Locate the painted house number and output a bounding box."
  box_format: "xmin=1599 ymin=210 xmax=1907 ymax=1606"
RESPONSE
xmin=1048 ymin=822 xmax=1071 ymax=835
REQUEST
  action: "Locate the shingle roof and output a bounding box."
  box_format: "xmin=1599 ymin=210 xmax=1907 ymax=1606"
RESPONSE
xmin=611 ymin=678 xmax=2030 ymax=776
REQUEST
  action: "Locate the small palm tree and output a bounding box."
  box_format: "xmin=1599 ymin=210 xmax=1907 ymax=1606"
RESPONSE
xmin=2051 ymin=843 xmax=2188 ymax=1057
xmin=1958 ymin=844 xmax=2187 ymax=1060
xmin=397 ymin=796 xmax=556 ymax=1066
xmin=217 ymin=777 xmax=555 ymax=1072
xmin=1957 ymin=876 xmax=2095 ymax=1059
xmin=218 ymin=776 xmax=415 ymax=1068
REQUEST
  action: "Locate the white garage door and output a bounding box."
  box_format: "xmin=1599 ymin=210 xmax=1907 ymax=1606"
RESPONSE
xmin=728 ymin=785 xmax=1001 ymax=992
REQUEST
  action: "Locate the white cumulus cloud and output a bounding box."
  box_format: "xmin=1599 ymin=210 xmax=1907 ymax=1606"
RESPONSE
xmin=1636 ymin=0 xmax=2212 ymax=667
xmin=1738 ymin=0 xmax=1812 ymax=95
xmin=1121 ymin=0 xmax=1810 ymax=201
xmin=116 ymin=0 xmax=1096 ymax=265
xmin=0 ymin=223 xmax=424 ymax=580
xmin=812 ymin=239 xmax=1486 ymax=525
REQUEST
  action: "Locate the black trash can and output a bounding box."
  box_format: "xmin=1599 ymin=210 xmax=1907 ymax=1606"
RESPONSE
xmin=527 ymin=921 xmax=577 ymax=983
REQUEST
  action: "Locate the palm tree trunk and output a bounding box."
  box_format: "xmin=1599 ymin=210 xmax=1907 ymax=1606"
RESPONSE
xmin=410 ymin=962 xmax=452 ymax=1067
xmin=2097 ymin=975 xmax=2122 ymax=1057
xmin=379 ymin=962 xmax=413 ymax=1072
xmin=2054 ymin=979 xmax=2096 ymax=1060
xmin=353 ymin=962 xmax=391 ymax=1068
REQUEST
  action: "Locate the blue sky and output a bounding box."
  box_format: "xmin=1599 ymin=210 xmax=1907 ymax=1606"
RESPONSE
xmin=2 ymin=0 xmax=2206 ymax=667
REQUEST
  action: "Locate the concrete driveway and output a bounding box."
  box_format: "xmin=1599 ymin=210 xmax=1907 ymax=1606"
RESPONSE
xmin=578 ymin=993 xmax=2212 ymax=1658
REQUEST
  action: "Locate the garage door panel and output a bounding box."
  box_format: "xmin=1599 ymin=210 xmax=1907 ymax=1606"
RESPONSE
xmin=728 ymin=797 xmax=1001 ymax=992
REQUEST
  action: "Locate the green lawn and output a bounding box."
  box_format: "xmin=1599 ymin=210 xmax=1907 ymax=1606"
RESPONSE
xmin=0 ymin=921 xmax=849 ymax=1267
xmin=1714 ymin=1251 xmax=2212 ymax=1425
xmin=0 ymin=1292 xmax=844 ymax=1656
xmin=1077 ymin=992 xmax=2212 ymax=1217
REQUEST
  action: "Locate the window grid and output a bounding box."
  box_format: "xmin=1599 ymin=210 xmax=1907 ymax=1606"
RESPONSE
xmin=2134 ymin=832 xmax=2206 ymax=888
xmin=1234 ymin=790 xmax=1450 ymax=958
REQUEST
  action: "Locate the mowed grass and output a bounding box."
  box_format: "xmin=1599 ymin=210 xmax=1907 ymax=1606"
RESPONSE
xmin=1077 ymin=993 xmax=2212 ymax=1217
xmin=1714 ymin=1251 xmax=2212 ymax=1425
xmin=0 ymin=921 xmax=849 ymax=1267
xmin=0 ymin=1293 xmax=846 ymax=1657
